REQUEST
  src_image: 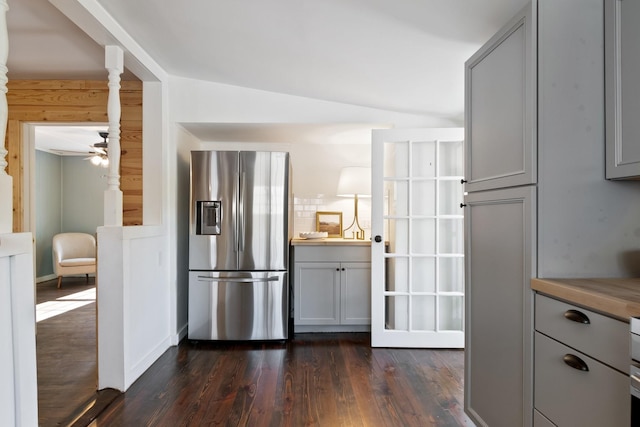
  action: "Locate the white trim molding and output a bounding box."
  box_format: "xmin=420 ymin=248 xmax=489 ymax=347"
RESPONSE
xmin=104 ymin=45 xmax=123 ymax=226
xmin=0 ymin=0 xmax=11 ymax=234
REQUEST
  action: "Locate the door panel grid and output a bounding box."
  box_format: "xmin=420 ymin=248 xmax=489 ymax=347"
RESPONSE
xmin=372 ymin=128 xmax=464 ymax=348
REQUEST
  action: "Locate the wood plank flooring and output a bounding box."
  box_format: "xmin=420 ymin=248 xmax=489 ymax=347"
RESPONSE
xmin=36 ymin=277 xmax=99 ymax=426
xmin=36 ymin=278 xmax=474 ymax=426
xmin=91 ymin=334 xmax=474 ymax=426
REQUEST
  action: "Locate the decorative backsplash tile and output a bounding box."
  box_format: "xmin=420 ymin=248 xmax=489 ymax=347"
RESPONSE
xmin=293 ymin=196 xmax=371 ymax=239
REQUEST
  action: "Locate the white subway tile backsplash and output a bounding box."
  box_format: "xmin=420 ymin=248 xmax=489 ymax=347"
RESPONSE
xmin=292 ymin=195 xmax=371 ymax=238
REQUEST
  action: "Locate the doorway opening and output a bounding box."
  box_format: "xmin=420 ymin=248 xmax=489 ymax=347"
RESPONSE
xmin=26 ymin=123 xmax=107 ymax=424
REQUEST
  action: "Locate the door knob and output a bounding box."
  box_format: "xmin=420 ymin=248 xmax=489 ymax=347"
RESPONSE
xmin=374 ymin=235 xmax=382 ymax=243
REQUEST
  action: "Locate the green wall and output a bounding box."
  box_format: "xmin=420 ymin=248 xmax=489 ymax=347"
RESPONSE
xmin=35 ymin=151 xmax=62 ymax=278
xmin=35 ymin=152 xmax=105 ymax=279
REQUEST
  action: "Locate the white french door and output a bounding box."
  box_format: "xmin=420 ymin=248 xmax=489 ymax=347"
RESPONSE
xmin=371 ymin=128 xmax=465 ymax=348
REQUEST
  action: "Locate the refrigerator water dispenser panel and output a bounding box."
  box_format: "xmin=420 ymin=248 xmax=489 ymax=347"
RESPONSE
xmin=197 ymin=201 xmax=221 ymax=235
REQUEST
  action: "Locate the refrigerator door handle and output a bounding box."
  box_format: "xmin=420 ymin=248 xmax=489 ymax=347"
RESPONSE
xmin=238 ymin=171 xmax=246 ymax=253
xmin=196 ymin=276 xmax=280 ymax=283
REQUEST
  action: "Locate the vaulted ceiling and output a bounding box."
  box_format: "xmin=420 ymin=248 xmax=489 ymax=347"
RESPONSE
xmin=8 ymin=0 xmax=528 ymax=119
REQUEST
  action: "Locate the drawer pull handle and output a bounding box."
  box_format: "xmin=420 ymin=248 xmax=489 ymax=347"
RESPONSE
xmin=563 ymin=309 xmax=590 ymax=324
xmin=563 ymin=354 xmax=589 ymax=372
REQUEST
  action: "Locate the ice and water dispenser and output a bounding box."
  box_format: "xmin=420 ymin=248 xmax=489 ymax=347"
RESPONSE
xmin=196 ymin=201 xmax=221 ymax=235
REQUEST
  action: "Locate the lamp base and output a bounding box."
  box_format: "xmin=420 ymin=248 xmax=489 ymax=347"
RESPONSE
xmin=342 ymin=227 xmax=365 ymax=240
xmin=342 ymin=195 xmax=366 ymax=240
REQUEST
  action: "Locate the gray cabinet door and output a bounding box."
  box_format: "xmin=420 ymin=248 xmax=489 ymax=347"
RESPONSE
xmin=294 ymin=262 xmax=340 ymax=325
xmin=464 ymin=4 xmax=536 ymax=192
xmin=464 ymin=186 xmax=536 ymax=427
xmin=340 ymin=262 xmax=371 ymax=325
xmin=605 ymin=0 xmax=640 ymax=179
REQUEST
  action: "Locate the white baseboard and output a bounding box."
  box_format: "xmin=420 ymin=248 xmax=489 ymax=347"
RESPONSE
xmin=36 ymin=274 xmax=57 ymax=283
xmin=175 ymin=323 xmax=188 ymax=344
xmin=36 ymin=273 xmax=96 ymax=284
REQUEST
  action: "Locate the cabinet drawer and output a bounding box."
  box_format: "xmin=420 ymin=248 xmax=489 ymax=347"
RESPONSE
xmin=535 ymin=293 xmax=628 ymax=372
xmin=294 ymin=245 xmax=370 ymax=263
xmin=534 ymin=332 xmax=629 ymax=427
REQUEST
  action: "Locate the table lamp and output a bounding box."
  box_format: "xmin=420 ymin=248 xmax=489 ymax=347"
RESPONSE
xmin=337 ymin=166 xmax=371 ymax=240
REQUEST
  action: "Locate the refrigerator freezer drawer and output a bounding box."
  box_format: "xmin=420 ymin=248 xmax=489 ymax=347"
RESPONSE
xmin=188 ymin=271 xmax=288 ymax=340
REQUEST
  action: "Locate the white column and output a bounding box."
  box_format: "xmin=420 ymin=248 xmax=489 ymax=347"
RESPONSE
xmin=0 ymin=0 xmax=11 ymax=234
xmin=104 ymin=45 xmax=124 ymax=226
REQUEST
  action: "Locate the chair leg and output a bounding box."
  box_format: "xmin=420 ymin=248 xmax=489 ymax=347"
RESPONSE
xmin=57 ymin=276 xmax=62 ymax=289
xmin=86 ymin=273 xmax=89 ymax=283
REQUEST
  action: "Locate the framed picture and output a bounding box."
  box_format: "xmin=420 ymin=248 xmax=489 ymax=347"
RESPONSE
xmin=316 ymin=211 xmax=343 ymax=238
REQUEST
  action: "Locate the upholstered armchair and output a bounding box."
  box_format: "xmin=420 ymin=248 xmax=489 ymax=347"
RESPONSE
xmin=52 ymin=233 xmax=97 ymax=288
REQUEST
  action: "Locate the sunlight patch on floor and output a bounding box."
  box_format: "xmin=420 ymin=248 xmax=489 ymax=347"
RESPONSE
xmin=36 ymin=288 xmax=96 ymax=322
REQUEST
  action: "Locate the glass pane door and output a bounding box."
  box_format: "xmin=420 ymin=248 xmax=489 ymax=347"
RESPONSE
xmin=371 ymin=128 xmax=464 ymax=348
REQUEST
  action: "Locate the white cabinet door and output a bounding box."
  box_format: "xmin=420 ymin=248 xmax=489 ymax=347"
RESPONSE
xmin=464 ymin=186 xmax=536 ymax=427
xmin=464 ymin=4 xmax=536 ymax=192
xmin=605 ymin=0 xmax=640 ymax=179
xmin=341 ymin=262 xmax=371 ymax=324
xmin=294 ymin=262 xmax=340 ymax=325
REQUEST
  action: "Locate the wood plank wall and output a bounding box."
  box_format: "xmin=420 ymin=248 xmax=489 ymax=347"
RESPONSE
xmin=6 ymin=80 xmax=143 ymax=231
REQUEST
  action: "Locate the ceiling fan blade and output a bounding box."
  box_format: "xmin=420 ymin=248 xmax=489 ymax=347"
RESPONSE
xmin=51 ymin=149 xmax=91 ymax=156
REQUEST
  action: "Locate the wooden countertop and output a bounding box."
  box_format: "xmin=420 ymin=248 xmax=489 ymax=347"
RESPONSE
xmin=531 ymin=278 xmax=640 ymax=322
xmin=291 ymin=238 xmax=371 ymax=246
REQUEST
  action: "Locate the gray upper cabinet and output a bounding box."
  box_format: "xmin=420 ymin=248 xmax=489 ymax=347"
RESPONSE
xmin=605 ymin=0 xmax=640 ymax=179
xmin=464 ymin=5 xmax=536 ymax=192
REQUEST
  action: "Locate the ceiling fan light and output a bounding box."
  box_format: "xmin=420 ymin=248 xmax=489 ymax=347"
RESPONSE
xmin=101 ymin=157 xmax=109 ymax=167
xmin=90 ymin=155 xmax=102 ymax=165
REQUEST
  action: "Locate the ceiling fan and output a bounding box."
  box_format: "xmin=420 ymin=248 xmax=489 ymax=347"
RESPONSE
xmin=86 ymin=131 xmax=109 ymax=167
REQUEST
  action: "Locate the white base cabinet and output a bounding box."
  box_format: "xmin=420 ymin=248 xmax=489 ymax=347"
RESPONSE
xmin=293 ymin=243 xmax=371 ymax=332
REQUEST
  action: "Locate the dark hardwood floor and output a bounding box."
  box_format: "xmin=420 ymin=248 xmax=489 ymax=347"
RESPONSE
xmin=36 ymin=277 xmax=99 ymax=426
xmin=36 ymin=279 xmax=474 ymax=426
xmin=90 ymin=333 xmax=474 ymax=426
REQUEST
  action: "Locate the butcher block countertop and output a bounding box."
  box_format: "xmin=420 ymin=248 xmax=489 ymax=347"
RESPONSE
xmin=531 ymin=278 xmax=640 ymax=322
xmin=291 ymin=238 xmax=371 ymax=246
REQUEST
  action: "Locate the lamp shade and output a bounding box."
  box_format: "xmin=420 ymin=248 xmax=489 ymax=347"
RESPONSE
xmin=337 ymin=167 xmax=371 ymax=197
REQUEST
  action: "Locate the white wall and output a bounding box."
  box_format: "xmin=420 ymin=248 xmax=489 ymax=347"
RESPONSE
xmin=169 ymin=76 xmax=456 ymax=128
xmin=97 ymin=225 xmax=170 ymax=391
xmin=0 ymin=233 xmax=37 ymax=427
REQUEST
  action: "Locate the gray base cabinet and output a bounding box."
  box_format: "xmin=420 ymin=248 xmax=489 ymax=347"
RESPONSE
xmin=534 ymin=294 xmax=630 ymax=427
xmin=464 ymin=186 xmax=536 ymax=427
xmin=293 ymin=244 xmax=371 ymax=332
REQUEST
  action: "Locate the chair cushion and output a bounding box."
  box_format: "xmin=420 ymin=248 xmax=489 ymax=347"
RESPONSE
xmin=59 ymin=257 xmax=96 ymax=267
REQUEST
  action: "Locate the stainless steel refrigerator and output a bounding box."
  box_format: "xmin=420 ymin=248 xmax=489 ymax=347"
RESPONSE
xmin=188 ymin=150 xmax=291 ymax=340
